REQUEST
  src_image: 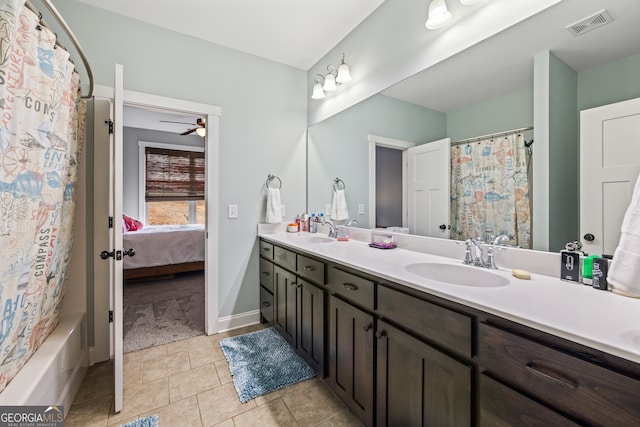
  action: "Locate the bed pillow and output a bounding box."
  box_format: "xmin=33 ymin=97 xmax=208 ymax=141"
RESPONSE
xmin=123 ymin=214 xmax=144 ymax=232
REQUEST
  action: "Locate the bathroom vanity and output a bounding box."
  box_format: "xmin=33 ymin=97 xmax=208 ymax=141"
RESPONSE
xmin=258 ymin=230 xmax=640 ymax=426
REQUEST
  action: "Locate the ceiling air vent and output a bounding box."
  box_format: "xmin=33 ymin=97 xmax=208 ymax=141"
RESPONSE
xmin=566 ymin=10 xmax=613 ymax=36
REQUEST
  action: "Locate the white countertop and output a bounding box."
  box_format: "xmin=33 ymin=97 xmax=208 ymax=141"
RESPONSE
xmin=258 ymin=230 xmax=640 ymax=365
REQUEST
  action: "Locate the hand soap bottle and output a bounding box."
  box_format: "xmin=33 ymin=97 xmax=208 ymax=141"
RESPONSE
xmin=560 ymin=241 xmax=582 ymax=283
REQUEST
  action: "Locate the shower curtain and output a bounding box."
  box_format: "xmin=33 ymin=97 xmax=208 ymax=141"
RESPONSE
xmin=0 ymin=0 xmax=86 ymax=393
xmin=450 ymin=133 xmax=531 ymax=248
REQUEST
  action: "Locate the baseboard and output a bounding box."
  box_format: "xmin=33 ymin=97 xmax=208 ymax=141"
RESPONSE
xmin=216 ymin=310 xmax=261 ymax=333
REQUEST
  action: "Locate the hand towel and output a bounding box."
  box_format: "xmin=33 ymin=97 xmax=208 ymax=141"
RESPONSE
xmin=609 ymin=172 xmax=640 ymax=298
xmin=330 ymin=189 xmax=349 ymax=221
xmin=265 ymin=188 xmax=282 ymax=224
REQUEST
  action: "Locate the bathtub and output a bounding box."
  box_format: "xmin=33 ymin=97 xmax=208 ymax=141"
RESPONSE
xmin=0 ymin=312 xmax=89 ymax=414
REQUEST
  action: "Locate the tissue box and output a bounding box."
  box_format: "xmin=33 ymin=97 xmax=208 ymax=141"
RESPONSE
xmin=369 ymin=229 xmax=396 ymax=249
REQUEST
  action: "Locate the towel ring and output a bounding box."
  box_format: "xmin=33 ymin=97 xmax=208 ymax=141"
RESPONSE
xmin=333 ymin=178 xmax=345 ymax=191
xmin=266 ymin=174 xmax=282 ymax=189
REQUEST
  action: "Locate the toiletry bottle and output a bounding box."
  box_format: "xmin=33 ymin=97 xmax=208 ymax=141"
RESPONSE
xmin=301 ymin=213 xmax=309 ymax=232
xmin=592 ymin=255 xmax=611 ymax=290
xmin=310 ymin=213 xmax=317 ymax=233
xmin=560 ymin=241 xmax=582 ymax=283
xmin=295 ymin=214 xmax=301 ymax=232
xmin=582 ymin=255 xmax=599 ymax=285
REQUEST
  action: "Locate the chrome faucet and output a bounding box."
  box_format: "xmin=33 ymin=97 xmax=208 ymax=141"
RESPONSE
xmin=346 ymin=219 xmax=359 ymax=227
xmin=321 ymin=218 xmax=338 ymax=238
xmin=457 ymin=237 xmax=506 ymax=269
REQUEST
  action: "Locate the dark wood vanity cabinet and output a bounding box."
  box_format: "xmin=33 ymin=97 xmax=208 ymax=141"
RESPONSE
xmin=327 ymin=294 xmax=375 ymax=426
xmin=376 ymin=319 xmax=472 ymax=427
xmin=258 ymin=238 xmax=640 ymax=427
xmin=260 ymin=242 xmax=326 ymax=376
xmin=477 ymin=322 xmax=640 ymax=427
xmin=273 ymin=265 xmax=297 ymax=346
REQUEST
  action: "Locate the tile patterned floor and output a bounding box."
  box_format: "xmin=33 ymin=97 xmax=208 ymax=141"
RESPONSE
xmin=66 ymin=324 xmax=364 ymax=427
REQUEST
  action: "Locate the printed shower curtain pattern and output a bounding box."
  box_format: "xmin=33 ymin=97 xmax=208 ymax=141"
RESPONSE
xmin=0 ymin=0 xmax=86 ymax=393
xmin=450 ymin=134 xmax=531 ymax=249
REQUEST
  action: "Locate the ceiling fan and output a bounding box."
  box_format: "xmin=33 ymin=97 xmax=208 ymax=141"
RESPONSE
xmin=160 ymin=118 xmax=206 ymax=136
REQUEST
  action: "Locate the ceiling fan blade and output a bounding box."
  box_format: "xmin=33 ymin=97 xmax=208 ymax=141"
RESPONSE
xmin=161 ymin=120 xmax=197 ymax=125
xmin=180 ymin=128 xmax=197 ymax=135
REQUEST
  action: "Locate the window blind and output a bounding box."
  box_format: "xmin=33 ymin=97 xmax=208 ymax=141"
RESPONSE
xmin=145 ymin=147 xmax=204 ymax=201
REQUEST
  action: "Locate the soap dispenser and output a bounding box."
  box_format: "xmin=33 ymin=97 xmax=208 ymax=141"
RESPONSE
xmin=560 ymin=241 xmax=584 ymax=283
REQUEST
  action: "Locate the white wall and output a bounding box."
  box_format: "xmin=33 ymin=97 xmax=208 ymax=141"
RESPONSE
xmin=56 ymin=0 xmax=308 ymax=321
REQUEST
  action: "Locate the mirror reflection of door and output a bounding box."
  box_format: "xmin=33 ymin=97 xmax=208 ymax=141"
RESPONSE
xmin=375 ymin=146 xmax=403 ymax=228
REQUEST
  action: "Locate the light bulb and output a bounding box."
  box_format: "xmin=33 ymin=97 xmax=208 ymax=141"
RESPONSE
xmin=425 ymin=0 xmax=452 ymax=29
xmin=311 ymin=82 xmax=325 ymax=99
xmin=336 ymin=62 xmax=352 ymax=84
xmin=323 ymin=73 xmax=337 ymax=92
xmin=196 ymin=127 xmax=206 ymax=137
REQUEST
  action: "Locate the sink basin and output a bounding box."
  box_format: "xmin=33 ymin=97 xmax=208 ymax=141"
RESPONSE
xmin=296 ymin=236 xmax=334 ymax=244
xmin=404 ymin=262 xmax=510 ymax=287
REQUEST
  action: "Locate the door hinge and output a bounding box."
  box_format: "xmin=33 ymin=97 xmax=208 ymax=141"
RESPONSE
xmin=105 ymin=120 xmax=114 ymax=134
xmin=108 ymin=216 xmax=113 ymax=229
xmin=109 ymin=310 xmax=113 ymax=323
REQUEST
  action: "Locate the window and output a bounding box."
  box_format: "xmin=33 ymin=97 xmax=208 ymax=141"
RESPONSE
xmin=143 ymin=145 xmax=205 ymax=225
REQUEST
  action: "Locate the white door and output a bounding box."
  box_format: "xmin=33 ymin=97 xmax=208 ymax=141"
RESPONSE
xmin=111 ymin=63 xmax=125 ymax=413
xmin=407 ymin=138 xmax=451 ymax=237
xmin=581 ymin=97 xmax=640 ymax=256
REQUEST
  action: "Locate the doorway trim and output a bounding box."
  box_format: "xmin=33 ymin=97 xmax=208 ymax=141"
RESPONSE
xmin=368 ymin=135 xmax=415 ymax=229
xmin=93 ymin=85 xmax=221 ymax=358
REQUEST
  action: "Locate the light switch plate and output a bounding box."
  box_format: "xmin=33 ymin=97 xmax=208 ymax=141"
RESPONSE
xmin=358 ymin=203 xmax=365 ymax=215
xmin=228 ymin=204 xmax=238 ymax=219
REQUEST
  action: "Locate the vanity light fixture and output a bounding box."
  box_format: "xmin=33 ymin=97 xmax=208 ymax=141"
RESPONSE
xmin=311 ymin=54 xmax=352 ymax=100
xmin=425 ymin=0 xmax=452 ymax=29
xmin=195 ymin=127 xmax=206 ymax=137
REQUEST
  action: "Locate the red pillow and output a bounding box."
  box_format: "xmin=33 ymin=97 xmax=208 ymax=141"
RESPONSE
xmin=123 ymin=214 xmax=143 ymax=232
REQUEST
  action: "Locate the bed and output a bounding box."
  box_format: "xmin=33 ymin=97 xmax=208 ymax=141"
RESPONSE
xmin=122 ymin=224 xmax=205 ymax=280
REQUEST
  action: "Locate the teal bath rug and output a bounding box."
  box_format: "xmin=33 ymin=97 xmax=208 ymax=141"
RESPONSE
xmin=219 ymin=327 xmax=316 ymax=403
xmin=119 ymin=415 xmax=158 ymax=427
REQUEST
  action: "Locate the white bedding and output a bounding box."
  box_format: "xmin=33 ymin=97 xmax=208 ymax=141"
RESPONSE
xmin=123 ymin=224 xmax=205 ymax=269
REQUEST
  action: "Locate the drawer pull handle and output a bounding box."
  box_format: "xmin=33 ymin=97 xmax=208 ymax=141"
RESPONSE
xmin=525 ymin=363 xmax=578 ymax=390
xmin=262 ymin=271 xmax=270 ymax=276
xmin=290 ymin=281 xmax=297 ymax=286
xmin=375 ymin=330 xmax=386 ymax=339
xmin=343 ymin=283 xmax=358 ymax=291
xmin=262 ymin=247 xmax=271 ymax=252
xmin=304 ymin=266 xmax=315 ymax=271
xmin=363 ymin=323 xmax=372 ymax=331
xmin=262 ymin=302 xmax=271 ymax=307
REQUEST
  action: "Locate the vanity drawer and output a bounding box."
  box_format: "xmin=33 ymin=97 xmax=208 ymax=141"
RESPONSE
xmin=377 ymin=284 xmax=471 ymax=358
xmin=296 ymin=254 xmax=325 ymax=284
xmin=327 ymin=267 xmax=375 ymax=310
xmin=259 ymin=258 xmax=274 ymax=292
xmin=478 ymin=323 xmax=640 ymax=426
xmin=260 ymin=286 xmax=274 ymax=324
xmin=259 ymin=240 xmax=274 ymax=260
xmin=273 ymin=246 xmax=296 ymax=271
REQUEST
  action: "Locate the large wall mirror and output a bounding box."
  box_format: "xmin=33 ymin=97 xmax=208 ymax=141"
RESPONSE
xmin=308 ymin=0 xmax=640 ymax=252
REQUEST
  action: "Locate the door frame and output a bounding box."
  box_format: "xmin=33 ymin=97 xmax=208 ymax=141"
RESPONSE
xmin=92 ymin=84 xmax=221 ymax=361
xmin=368 ymin=135 xmax=415 ymax=229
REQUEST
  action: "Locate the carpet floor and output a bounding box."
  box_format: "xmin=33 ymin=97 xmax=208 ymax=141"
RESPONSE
xmin=123 ymin=271 xmax=204 ymax=353
xmin=219 ymin=327 xmax=317 ymax=403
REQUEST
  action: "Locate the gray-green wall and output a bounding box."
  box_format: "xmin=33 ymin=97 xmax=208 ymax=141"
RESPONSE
xmin=55 ymin=0 xmax=308 ymax=334
xmin=578 ymin=53 xmax=640 ymax=112
xmin=308 ymin=94 xmax=446 ymax=228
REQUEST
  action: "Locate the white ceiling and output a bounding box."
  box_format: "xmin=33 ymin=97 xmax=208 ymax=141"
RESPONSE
xmin=95 ymin=0 xmax=640 ymax=130
xmin=384 ymin=0 xmax=640 ymax=112
xmin=76 ymin=0 xmax=386 ymax=71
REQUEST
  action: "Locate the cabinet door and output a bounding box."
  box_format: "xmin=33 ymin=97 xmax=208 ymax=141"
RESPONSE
xmin=376 ymin=320 xmax=472 ymax=427
xmin=297 ymin=280 xmax=325 ymax=376
xmin=327 ymin=295 xmax=374 ymax=426
xmin=479 ymin=374 xmax=580 ymax=427
xmin=273 ymin=265 xmax=297 ymax=346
